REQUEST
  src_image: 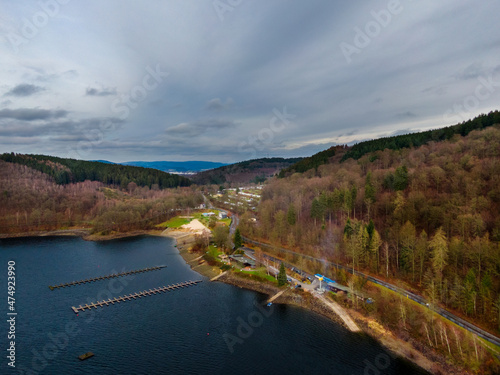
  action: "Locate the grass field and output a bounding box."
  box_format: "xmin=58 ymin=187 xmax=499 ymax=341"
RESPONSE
xmin=239 ymin=267 xmax=276 ymax=282
xmin=156 ymin=216 xmax=192 ymax=228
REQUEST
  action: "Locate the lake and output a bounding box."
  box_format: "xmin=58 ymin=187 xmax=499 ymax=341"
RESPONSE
xmin=0 ymin=236 xmax=429 ymax=374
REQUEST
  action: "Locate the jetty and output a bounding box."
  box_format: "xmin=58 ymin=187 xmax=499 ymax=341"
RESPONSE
xmin=49 ymin=266 xmax=167 ymax=290
xmin=70 ymin=280 xmax=202 ymax=313
xmin=267 ymin=289 xmax=286 ymax=303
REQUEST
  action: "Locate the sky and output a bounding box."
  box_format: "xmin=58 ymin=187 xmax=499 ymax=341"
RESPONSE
xmin=0 ymin=0 xmax=499 ymax=163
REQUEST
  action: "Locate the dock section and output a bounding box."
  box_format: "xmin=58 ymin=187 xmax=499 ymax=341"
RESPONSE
xmin=49 ymin=266 xmax=167 ymax=290
xmin=70 ymin=280 xmax=202 ymax=313
xmin=267 ymin=289 xmax=286 ymax=303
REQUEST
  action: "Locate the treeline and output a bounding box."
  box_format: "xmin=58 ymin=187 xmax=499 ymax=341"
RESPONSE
xmin=0 ymin=153 xmax=191 ymax=189
xmin=244 ymin=124 xmax=500 ymax=332
xmin=341 ymin=110 xmax=500 ymax=161
xmin=278 ymin=147 xmax=336 ymax=178
xmin=0 ymin=160 xmax=202 ymax=234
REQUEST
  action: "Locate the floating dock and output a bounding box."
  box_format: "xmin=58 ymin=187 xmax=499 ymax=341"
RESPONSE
xmin=49 ymin=266 xmax=167 ymax=290
xmin=70 ymin=280 xmax=202 ymax=314
xmin=78 ymin=352 xmax=94 ymax=361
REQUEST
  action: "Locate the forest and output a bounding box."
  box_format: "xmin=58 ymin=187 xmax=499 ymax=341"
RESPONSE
xmin=240 ymin=121 xmax=500 ymax=333
xmin=341 ymin=110 xmax=500 ymax=162
xmin=277 ymin=111 xmax=500 ymax=180
xmin=0 ymin=153 xmax=191 ymax=189
xmin=0 ymin=160 xmax=202 ymax=235
xmin=278 ymin=147 xmax=336 ymax=177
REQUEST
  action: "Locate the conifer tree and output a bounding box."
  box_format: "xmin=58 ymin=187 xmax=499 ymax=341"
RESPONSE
xmin=277 ymin=262 xmax=288 ymax=286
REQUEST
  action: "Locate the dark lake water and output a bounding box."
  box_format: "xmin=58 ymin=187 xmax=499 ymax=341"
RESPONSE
xmin=0 ymin=236 xmax=429 ymax=374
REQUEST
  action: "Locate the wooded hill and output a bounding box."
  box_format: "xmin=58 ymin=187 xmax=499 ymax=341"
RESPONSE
xmin=341 ymin=111 xmax=500 ymax=162
xmin=240 ymin=112 xmax=500 ymax=335
xmin=278 ymin=111 xmax=500 ymax=178
xmin=278 ymin=147 xmax=336 ymax=177
xmin=192 ymin=157 xmax=302 ymax=185
xmin=0 ymin=153 xmax=191 ymax=189
xmin=0 ymin=160 xmax=201 ymax=235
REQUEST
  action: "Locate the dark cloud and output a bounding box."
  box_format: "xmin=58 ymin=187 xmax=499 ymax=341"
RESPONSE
xmin=454 ymin=63 xmax=485 ymax=81
xmin=0 ymin=108 xmax=68 ymax=121
xmin=0 ymin=136 xmax=41 ymax=145
xmin=205 ymin=98 xmax=224 ymax=111
xmin=0 ymin=123 xmax=63 ymax=137
xmin=396 ymin=111 xmax=417 ymax=118
xmin=166 ymin=118 xmax=237 ymax=137
xmin=85 ymin=87 xmax=117 ymax=96
xmin=204 ymin=98 xmax=233 ymax=111
xmin=50 ymin=135 xmax=93 ymax=142
xmin=0 ymin=116 xmax=123 ymax=139
xmin=4 ymin=84 xmax=45 ymax=97
xmin=421 ymin=86 xmax=447 ymax=96
xmin=2 ymin=2 xmax=499 ymax=162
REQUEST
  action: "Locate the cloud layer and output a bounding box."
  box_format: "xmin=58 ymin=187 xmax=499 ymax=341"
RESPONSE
xmin=4 ymin=84 xmax=44 ymax=97
xmin=0 ymin=1 xmax=499 ymax=162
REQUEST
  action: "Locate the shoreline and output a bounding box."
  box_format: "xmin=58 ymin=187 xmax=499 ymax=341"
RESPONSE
xmin=0 ymin=228 xmax=164 ymax=241
xmin=164 ymin=229 xmax=459 ymax=375
xmin=209 ymin=271 xmax=449 ymax=374
xmin=1 ymin=228 xmax=464 ymax=374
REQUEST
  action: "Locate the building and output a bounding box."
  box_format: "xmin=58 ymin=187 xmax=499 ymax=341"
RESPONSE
xmin=218 ymin=211 xmax=227 ymax=219
xmin=229 ymin=254 xmax=255 ymax=268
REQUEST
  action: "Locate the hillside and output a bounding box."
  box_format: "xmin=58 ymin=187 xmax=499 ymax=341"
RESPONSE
xmin=241 ymin=119 xmax=500 ymax=336
xmin=0 ymin=153 xmax=191 ymax=189
xmin=278 ymin=111 xmax=500 ymax=178
xmin=192 ymin=157 xmax=302 ymax=185
xmin=0 ymin=160 xmax=201 ymax=235
xmin=278 ymin=146 xmax=337 ymax=177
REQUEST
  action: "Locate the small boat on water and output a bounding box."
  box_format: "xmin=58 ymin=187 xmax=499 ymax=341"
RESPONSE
xmin=78 ymin=352 xmax=94 ymax=361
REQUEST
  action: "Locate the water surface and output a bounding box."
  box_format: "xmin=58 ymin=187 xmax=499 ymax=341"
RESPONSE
xmin=0 ymin=236 xmax=429 ymax=374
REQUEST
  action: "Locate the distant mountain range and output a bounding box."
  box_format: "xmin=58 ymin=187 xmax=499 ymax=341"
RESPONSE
xmin=91 ymin=160 xmax=227 ymax=174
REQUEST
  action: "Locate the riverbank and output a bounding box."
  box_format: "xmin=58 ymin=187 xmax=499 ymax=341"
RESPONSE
xmin=164 ymin=230 xmax=460 ymax=375
xmin=0 ymin=228 xmax=468 ymax=374
xmin=162 ymin=227 xmax=222 ymax=279
xmin=0 ymin=228 xmax=166 ymax=241
xmin=0 ymin=228 xmax=92 ymax=239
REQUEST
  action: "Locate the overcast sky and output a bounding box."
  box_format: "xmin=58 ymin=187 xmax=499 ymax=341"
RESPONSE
xmin=0 ymin=1 xmax=499 ymax=163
